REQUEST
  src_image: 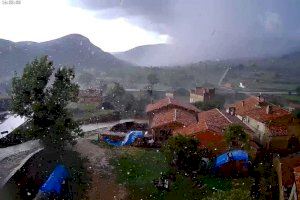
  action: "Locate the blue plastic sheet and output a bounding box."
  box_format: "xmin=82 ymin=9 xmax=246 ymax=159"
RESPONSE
xmin=104 ymin=131 xmax=144 ymax=147
xmin=40 ymin=164 xmax=69 ymax=194
xmin=215 ymin=150 xmax=248 ymax=168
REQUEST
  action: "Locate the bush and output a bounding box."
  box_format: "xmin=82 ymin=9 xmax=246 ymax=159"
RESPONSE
xmin=224 ymin=124 xmax=249 ymax=149
xmin=162 ymin=135 xmax=209 ymax=173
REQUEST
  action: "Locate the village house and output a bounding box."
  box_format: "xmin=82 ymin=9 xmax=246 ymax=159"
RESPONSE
xmin=190 ymin=87 xmax=215 ymax=103
xmin=146 ymin=97 xmax=200 ymax=142
xmin=165 ymin=88 xmax=190 ymax=102
xmin=78 ymin=88 xmax=102 ymax=105
xmin=175 ymin=108 xmax=257 ymax=155
xmin=227 ymin=96 xmax=299 ymax=150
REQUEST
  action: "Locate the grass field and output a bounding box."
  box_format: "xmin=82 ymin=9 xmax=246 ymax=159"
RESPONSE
xmin=109 ymin=147 xmax=252 ymax=200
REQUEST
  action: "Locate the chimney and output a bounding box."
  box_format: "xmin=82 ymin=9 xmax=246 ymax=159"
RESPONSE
xmin=242 ymin=101 xmax=245 ymax=107
xmin=229 ymin=107 xmax=236 ymax=116
xmin=257 ymin=94 xmax=265 ymax=103
xmin=266 ymin=105 xmax=272 ymax=114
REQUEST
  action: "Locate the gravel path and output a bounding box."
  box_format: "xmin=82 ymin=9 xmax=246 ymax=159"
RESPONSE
xmin=74 ymin=134 xmax=127 ymax=200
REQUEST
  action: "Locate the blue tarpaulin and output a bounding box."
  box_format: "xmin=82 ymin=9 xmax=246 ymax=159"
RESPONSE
xmin=104 ymin=131 xmax=144 ymax=147
xmin=214 ymin=150 xmax=248 ymax=168
xmin=40 ymin=164 xmax=69 ymax=194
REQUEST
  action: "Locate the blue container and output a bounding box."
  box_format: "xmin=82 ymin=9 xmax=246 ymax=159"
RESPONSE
xmin=40 ymin=164 xmax=69 ymax=194
xmin=104 ymin=131 xmax=144 ymax=147
xmin=214 ymin=150 xmax=248 ymax=169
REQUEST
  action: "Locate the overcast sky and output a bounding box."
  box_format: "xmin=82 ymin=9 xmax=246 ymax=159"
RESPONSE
xmin=0 ymin=0 xmax=300 ymax=57
xmin=0 ymin=0 xmax=168 ymax=52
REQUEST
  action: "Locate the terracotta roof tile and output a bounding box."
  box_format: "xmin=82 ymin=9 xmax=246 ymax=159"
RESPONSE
xmin=176 ymin=109 xmax=230 ymax=135
xmin=150 ymin=108 xmax=197 ymax=129
xmin=227 ymin=96 xmax=291 ymax=123
xmin=268 ymin=125 xmax=288 ymax=136
xmin=221 ymin=111 xmax=254 ymax=132
xmin=146 ymin=97 xmax=200 ymax=113
xmin=175 ymin=108 xmax=255 ymax=136
xmin=244 ymin=105 xmax=291 ymax=123
xmin=227 ymin=96 xmax=265 ymax=116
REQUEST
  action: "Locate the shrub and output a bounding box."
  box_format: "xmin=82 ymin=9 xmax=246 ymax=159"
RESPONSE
xmin=162 ymin=135 xmax=209 ymax=173
xmin=224 ymin=124 xmax=249 ymax=149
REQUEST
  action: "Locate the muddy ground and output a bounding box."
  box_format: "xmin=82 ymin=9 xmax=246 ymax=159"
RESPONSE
xmin=74 ymin=133 xmax=127 ymax=200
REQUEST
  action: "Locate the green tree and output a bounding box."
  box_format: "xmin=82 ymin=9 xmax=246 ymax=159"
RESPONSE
xmin=163 ymin=135 xmax=210 ymax=173
xmin=224 ymin=124 xmax=249 ymax=149
xmin=251 ymin=154 xmax=279 ymax=200
xmin=11 ymin=56 xmax=81 ymax=150
xmin=104 ymin=82 xmax=138 ymax=116
xmin=105 ymin=82 xmax=126 ymax=111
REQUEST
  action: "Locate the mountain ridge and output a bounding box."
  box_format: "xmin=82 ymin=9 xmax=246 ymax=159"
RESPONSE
xmin=0 ymin=34 xmax=134 ymax=79
xmin=114 ymin=38 xmax=300 ymax=67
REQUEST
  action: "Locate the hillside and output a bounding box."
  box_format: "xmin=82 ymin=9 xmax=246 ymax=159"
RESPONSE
xmin=115 ymin=37 xmax=300 ymax=67
xmin=0 ymin=34 xmax=134 ymax=79
xmin=114 ymin=44 xmax=174 ymax=66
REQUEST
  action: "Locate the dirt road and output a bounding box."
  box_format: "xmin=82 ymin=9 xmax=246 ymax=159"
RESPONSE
xmin=74 ymin=134 xmax=127 ymax=200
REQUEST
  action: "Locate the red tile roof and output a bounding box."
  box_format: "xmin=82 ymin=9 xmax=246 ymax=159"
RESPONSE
xmin=146 ymin=97 xmax=200 ymax=113
xmin=150 ymin=108 xmax=197 ymax=129
xmin=175 ymin=109 xmax=229 ymax=135
xmin=194 ymin=130 xmax=228 ymax=154
xmin=244 ymin=105 xmax=291 ymax=123
xmin=176 ymin=108 xmax=253 ymax=136
xmin=228 ymin=96 xmax=291 ymax=123
xmin=268 ymin=125 xmax=288 ymax=136
xmin=227 ymin=96 xmax=265 ymax=116
xmin=221 ymin=111 xmax=254 ymax=135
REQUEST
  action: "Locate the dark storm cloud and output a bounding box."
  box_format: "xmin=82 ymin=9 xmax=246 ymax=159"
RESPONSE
xmin=72 ymin=0 xmax=300 ymax=62
xmin=73 ymin=0 xmax=173 ymax=25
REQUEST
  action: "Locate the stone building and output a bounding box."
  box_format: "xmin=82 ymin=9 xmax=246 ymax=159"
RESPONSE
xmin=190 ymin=87 xmax=215 ymax=103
